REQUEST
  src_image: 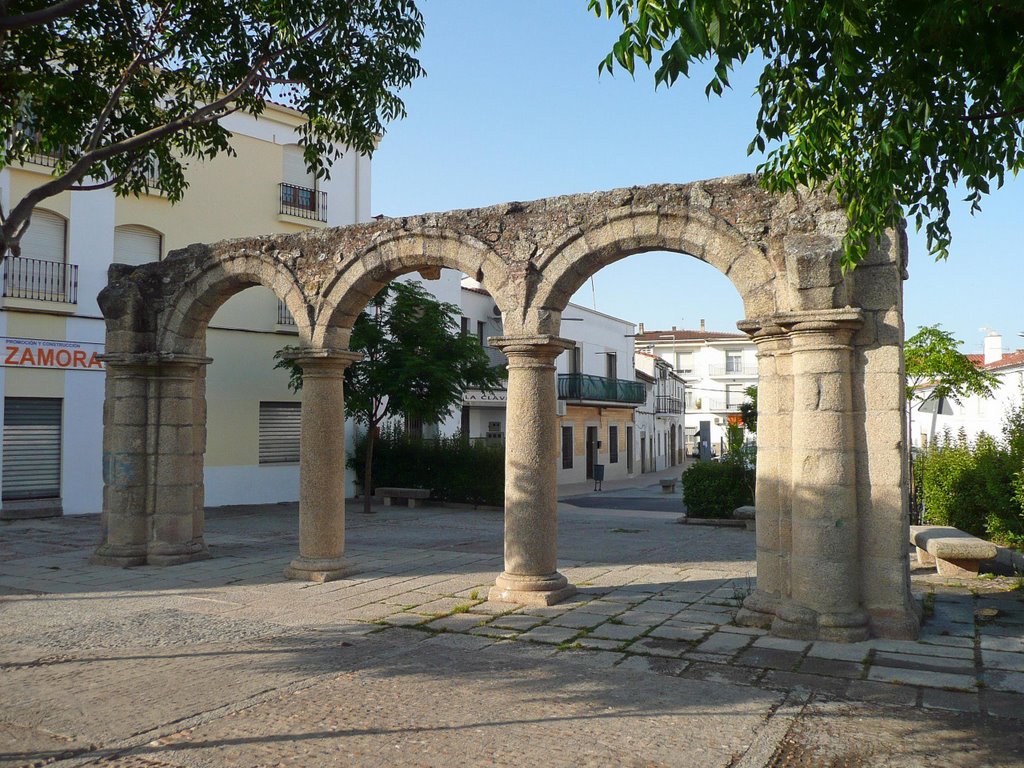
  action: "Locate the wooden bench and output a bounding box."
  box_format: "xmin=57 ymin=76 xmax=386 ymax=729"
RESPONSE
xmin=660 ymin=478 xmax=677 ymax=494
xmin=375 ymin=487 xmax=431 ymax=508
xmin=909 ymin=525 xmax=997 ymax=576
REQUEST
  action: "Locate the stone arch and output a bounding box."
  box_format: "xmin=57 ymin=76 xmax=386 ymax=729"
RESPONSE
xmin=158 ymin=246 xmax=313 ymax=354
xmin=313 ymin=227 xmax=511 ymax=348
xmin=532 ymin=206 xmax=783 ymax=324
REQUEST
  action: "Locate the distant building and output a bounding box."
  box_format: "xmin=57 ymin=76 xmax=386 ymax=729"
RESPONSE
xmin=910 ymin=331 xmax=1024 ymax=449
xmin=633 ymin=352 xmax=687 ymax=473
xmin=635 ymin=322 xmax=756 ymax=455
xmin=458 ymin=278 xmax=645 ymax=484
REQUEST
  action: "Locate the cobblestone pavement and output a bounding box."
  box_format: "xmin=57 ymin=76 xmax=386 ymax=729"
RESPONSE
xmin=1 ymin=501 xmax=1022 ymax=767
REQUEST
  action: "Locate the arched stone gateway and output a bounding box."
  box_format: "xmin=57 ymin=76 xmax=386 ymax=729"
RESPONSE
xmin=93 ymin=174 xmax=919 ymax=641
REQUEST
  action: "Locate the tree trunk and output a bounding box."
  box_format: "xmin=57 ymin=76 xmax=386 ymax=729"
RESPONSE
xmin=362 ymin=422 xmax=376 ymax=515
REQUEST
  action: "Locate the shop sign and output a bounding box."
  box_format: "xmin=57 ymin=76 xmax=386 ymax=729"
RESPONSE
xmin=1 ymin=337 xmax=105 ymax=371
xmin=463 ymin=388 xmax=508 ymax=405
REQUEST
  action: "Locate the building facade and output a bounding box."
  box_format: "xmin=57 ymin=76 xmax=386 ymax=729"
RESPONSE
xmin=0 ymin=105 xmax=370 ymax=518
xmin=633 ymin=352 xmax=687 ymax=473
xmin=910 ymin=331 xmax=1024 ymax=450
xmin=635 ymin=323 xmax=756 ymax=456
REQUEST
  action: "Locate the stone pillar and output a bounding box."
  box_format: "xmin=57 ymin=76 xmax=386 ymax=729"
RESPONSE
xmin=282 ymin=349 xmax=361 ymax=583
xmin=93 ymin=353 xmax=211 ymax=567
xmin=734 ymin=324 xmax=791 ymax=629
xmin=773 ymin=309 xmax=869 ymax=642
xmin=488 ymin=335 xmax=576 ymax=606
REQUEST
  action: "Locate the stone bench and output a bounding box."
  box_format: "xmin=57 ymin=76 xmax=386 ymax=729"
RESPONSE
xmin=910 ymin=525 xmax=998 ymax=576
xmin=660 ymin=478 xmax=677 ymax=494
xmin=375 ymin=487 xmax=431 ymax=508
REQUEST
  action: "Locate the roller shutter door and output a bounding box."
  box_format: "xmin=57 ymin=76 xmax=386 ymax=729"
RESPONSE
xmin=114 ymin=226 xmax=161 ymax=265
xmin=2 ymin=398 xmax=62 ymax=501
xmin=258 ymin=401 xmax=301 ymax=464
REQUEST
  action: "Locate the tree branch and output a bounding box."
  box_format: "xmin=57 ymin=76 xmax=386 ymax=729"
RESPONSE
xmin=69 ymin=175 xmax=122 ymax=191
xmin=0 ymin=0 xmax=89 ymax=31
xmin=962 ymin=104 xmax=1024 ymax=122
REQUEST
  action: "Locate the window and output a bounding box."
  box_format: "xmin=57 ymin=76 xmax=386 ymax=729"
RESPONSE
xmin=567 ymin=346 xmax=582 ymax=375
xmin=486 ymin=420 xmax=503 ymax=440
xmin=675 ymin=352 xmax=693 ymax=373
xmin=726 ymin=352 xmax=743 ymax=373
xmin=477 ymin=321 xmax=486 ymax=345
xmin=726 ymin=385 xmax=745 ymax=407
xmin=3 ymin=398 xmax=62 ymax=501
xmin=561 ymin=426 xmax=573 ymax=469
xmin=258 ymin=402 xmax=301 ymax=463
xmin=606 ymin=352 xmax=617 ymax=380
xmin=609 ymin=425 xmax=619 ymax=463
xmin=19 ymin=209 xmax=65 ymax=263
xmin=460 ymin=317 xmax=470 ymax=336
xmin=114 ymin=225 xmax=162 ymax=265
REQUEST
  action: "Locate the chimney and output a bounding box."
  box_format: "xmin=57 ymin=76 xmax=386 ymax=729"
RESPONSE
xmin=672 ymin=325 xmax=677 ymax=331
xmin=984 ymin=332 xmax=1003 ymax=365
xmin=638 ymin=322 xmax=645 ymax=334
xmin=700 ymin=319 xmax=705 ymax=332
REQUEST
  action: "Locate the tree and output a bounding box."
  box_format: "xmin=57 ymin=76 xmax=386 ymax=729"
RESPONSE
xmin=589 ymin=1 xmax=1024 ymax=268
xmin=0 ymin=0 xmax=424 ymax=257
xmin=738 ymin=384 xmax=757 ymax=434
xmin=276 ymin=281 xmax=506 ymax=514
xmin=905 ymin=324 xmax=998 ymax=449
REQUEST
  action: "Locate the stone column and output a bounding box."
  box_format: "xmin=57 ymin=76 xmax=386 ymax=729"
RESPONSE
xmin=92 ymin=356 xmax=152 ymax=566
xmin=282 ymin=349 xmax=361 ymax=583
xmin=773 ymin=309 xmax=868 ymax=641
xmin=488 ymin=335 xmax=576 ymax=606
xmin=93 ymin=353 xmax=211 ymax=567
xmin=734 ymin=323 xmax=791 ymax=629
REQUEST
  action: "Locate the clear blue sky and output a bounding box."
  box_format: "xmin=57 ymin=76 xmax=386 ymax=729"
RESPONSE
xmin=374 ymin=1 xmax=1023 ymax=355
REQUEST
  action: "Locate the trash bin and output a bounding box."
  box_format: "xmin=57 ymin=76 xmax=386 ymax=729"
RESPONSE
xmin=593 ymin=464 xmax=605 ymax=491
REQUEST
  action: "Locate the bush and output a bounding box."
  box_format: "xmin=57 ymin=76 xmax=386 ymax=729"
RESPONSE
xmin=348 ymin=426 xmax=504 ymax=507
xmin=681 ymin=458 xmax=754 ymax=519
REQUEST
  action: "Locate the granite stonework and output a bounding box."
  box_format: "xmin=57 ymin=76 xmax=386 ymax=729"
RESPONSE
xmin=94 ymin=174 xmax=916 ymax=641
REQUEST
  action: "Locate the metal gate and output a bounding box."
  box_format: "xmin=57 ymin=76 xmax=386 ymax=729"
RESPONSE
xmin=2 ymin=397 xmax=62 ymax=501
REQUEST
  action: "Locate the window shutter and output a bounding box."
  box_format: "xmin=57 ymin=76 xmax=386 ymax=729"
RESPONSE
xmin=114 ymin=226 xmax=161 ymax=265
xmin=282 ymin=145 xmax=315 ymax=188
xmin=259 ymin=402 xmax=301 ymax=463
xmin=19 ymin=211 xmax=65 ymax=263
xmin=3 ymin=398 xmax=62 ymax=500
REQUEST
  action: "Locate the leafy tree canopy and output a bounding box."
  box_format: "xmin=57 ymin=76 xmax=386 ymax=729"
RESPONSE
xmin=905 ymin=324 xmax=999 ymax=406
xmin=0 ymin=0 xmax=424 ymax=256
xmin=590 ymin=1 xmax=1024 ymax=268
xmin=276 ymin=280 xmax=505 ymax=513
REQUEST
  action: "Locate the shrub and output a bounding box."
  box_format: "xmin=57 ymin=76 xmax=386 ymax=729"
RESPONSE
xmin=681 ymin=458 xmax=754 ymax=519
xmin=347 ymin=426 xmax=504 ymax=507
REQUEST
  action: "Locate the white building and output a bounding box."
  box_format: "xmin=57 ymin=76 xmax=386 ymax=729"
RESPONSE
xmin=633 ymin=352 xmax=687 ymax=473
xmin=910 ymin=331 xmax=1024 ymax=449
xmin=458 ymin=278 xmax=645 ymax=484
xmin=0 ymin=105 xmax=370 ymax=518
xmin=635 ymin=323 xmax=757 ymax=456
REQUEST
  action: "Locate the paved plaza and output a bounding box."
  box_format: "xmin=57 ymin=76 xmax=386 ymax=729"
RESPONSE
xmin=2 ymin=490 xmax=1023 ymax=767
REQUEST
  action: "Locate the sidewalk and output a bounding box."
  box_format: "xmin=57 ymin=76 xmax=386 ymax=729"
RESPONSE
xmin=557 ymin=461 xmax=691 ymax=499
xmin=1 ymin=501 xmax=1022 ymax=766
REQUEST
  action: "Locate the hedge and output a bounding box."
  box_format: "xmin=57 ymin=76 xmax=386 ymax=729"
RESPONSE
xmin=681 ymin=458 xmax=754 ymax=519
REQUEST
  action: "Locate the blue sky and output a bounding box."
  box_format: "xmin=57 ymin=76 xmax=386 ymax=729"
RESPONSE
xmin=373 ymin=1 xmax=1023 ymax=354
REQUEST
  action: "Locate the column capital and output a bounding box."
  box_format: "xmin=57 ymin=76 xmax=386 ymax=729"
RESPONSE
xmin=488 ymin=335 xmax=573 ymax=363
xmin=281 ymin=347 xmax=362 ymax=372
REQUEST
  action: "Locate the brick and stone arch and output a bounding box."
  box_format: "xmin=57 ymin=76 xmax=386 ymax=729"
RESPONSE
xmin=93 ymin=173 xmax=919 ymax=642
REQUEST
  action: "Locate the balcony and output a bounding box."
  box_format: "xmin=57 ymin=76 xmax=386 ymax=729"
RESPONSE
xmin=709 ymin=364 xmax=758 ymax=377
xmin=655 ymin=395 xmax=683 ymax=414
xmin=279 ymin=183 xmax=327 ymax=222
xmin=1 ymin=257 xmax=78 ymax=308
xmin=558 ymin=373 xmax=646 ymax=406
xmin=707 ymin=398 xmax=743 ymax=412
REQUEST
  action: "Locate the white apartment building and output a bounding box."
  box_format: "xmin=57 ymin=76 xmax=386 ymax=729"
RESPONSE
xmin=0 ymin=104 xmax=370 ymax=518
xmin=635 ymin=322 xmax=757 ymax=456
xmin=633 ymin=352 xmax=687 ymax=473
xmin=910 ymin=331 xmax=1024 ymax=449
xmin=459 ymin=278 xmax=644 ymax=484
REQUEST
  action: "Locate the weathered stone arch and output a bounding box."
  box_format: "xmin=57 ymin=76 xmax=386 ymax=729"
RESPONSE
xmin=314 ymin=227 xmax=511 ymax=348
xmin=158 ymin=244 xmax=313 ymax=353
xmin=533 ymin=206 xmax=781 ymax=321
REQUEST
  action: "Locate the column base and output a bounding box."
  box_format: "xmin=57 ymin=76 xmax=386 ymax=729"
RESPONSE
xmin=868 ymin=607 xmax=921 ymax=640
xmin=90 ymin=543 xmax=147 ymax=567
xmin=489 ymin=571 xmax=576 ymax=606
xmin=771 ymin=602 xmax=870 ymax=642
xmin=284 ymin=556 xmax=354 ymax=583
xmin=146 ymin=539 xmax=210 ymax=567
xmin=734 ymin=589 xmax=780 ymax=630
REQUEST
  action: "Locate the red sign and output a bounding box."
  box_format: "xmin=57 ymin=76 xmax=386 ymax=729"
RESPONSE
xmin=1 ymin=337 xmax=105 ymax=371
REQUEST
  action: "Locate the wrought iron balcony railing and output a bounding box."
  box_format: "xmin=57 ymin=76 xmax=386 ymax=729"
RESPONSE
xmin=2 ymin=258 xmax=78 ymax=304
xmin=655 ymin=395 xmax=683 ymax=414
xmin=279 ymin=183 xmax=327 ymax=222
xmin=557 ymin=373 xmax=646 ymax=405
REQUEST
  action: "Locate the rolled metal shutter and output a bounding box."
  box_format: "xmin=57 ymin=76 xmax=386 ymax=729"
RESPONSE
xmin=19 ymin=210 xmax=66 ymax=262
xmin=258 ymin=401 xmax=301 ymax=463
xmin=114 ymin=226 xmax=161 ymax=265
xmin=2 ymin=398 xmax=62 ymax=500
